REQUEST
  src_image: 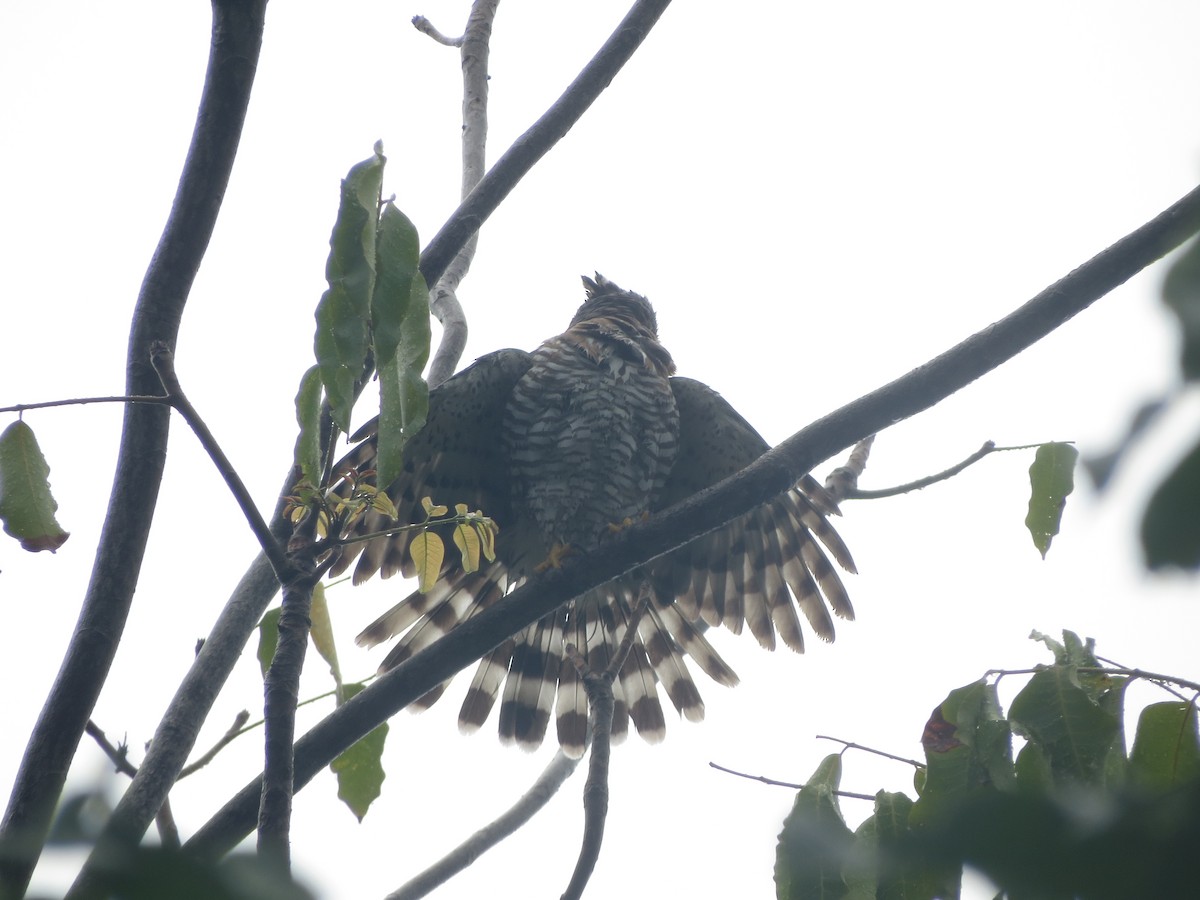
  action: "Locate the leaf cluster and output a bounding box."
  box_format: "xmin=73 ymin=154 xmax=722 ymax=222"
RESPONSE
xmin=775 ymin=630 xmax=1200 ymax=899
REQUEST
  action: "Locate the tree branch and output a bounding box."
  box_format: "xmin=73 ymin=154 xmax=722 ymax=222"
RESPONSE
xmin=185 ymin=182 xmax=1200 ymax=861
xmin=559 ymin=592 xmax=648 ymax=900
xmin=424 ymin=0 xmax=499 ymax=388
xmin=149 ymin=342 xmax=293 ymax=582
xmin=256 ymin=567 xmax=319 ymax=871
xmin=417 ymin=0 xmax=674 ymax=291
xmin=0 ymin=2 xmax=268 ymax=896
xmin=388 ymin=751 xmax=583 ymax=899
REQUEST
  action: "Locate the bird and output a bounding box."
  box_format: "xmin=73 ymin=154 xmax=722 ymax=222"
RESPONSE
xmin=329 ymin=274 xmax=856 ymax=758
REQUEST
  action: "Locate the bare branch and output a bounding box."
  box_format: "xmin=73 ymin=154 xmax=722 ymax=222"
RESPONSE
xmin=707 ymin=761 xmax=877 ymax=801
xmin=389 ymin=751 xmax=582 ymax=899
xmin=185 ymin=181 xmax=1200 ymax=862
xmin=418 ymin=0 xmax=674 ymax=291
xmin=850 ymin=440 xmax=997 ymax=499
xmin=825 ymin=435 xmax=874 ymax=501
xmin=0 ymin=395 xmax=169 ymax=415
xmin=178 ymin=711 xmax=251 ymax=779
xmin=426 ymin=0 xmax=500 ymax=388
xmin=1 ymin=3 xmax=270 ymax=895
xmin=814 ymin=735 xmax=925 ymax=769
xmin=83 ymin=722 xmax=182 ymax=849
xmin=412 ymin=15 xmax=463 ymax=47
xmin=149 ymin=343 xmax=292 ymax=583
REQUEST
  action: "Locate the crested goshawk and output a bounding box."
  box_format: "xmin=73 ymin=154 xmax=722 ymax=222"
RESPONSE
xmin=331 ymin=274 xmax=856 ymax=758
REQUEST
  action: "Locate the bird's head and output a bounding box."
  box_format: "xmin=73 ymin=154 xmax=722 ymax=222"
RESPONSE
xmin=572 ymin=273 xmax=659 ymax=335
xmin=567 ymin=273 xmax=674 ymax=375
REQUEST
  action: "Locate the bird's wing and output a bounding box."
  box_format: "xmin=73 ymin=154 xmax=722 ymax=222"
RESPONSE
xmin=656 ymin=377 xmax=857 ymax=650
xmin=329 ymin=348 xmax=534 ymax=584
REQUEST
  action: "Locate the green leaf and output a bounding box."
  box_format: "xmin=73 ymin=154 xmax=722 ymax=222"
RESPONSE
xmin=775 ymin=754 xmax=853 ymax=900
xmin=0 ymin=420 xmax=70 ymax=552
xmin=1162 ymin=234 xmax=1200 ymax=380
xmin=314 ymin=145 xmax=386 ymax=432
xmin=1129 ymin=701 xmax=1200 ymax=789
xmin=1141 ymin=436 xmax=1200 ymax=570
xmin=308 ymin=583 xmax=341 ymax=687
xmin=330 ymin=682 xmax=387 ymax=821
xmin=868 ymin=791 xmax=956 ymax=900
xmin=292 ymin=365 xmax=323 ymax=486
xmin=374 ymin=207 xmax=430 ymax=490
xmin=256 ymin=607 xmax=281 ymax=677
xmin=1025 ymin=441 xmax=1078 ymax=558
xmin=1008 ymin=666 xmax=1120 ymax=785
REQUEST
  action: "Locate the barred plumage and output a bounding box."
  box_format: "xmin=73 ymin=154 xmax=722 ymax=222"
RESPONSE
xmin=332 ymin=274 xmax=856 ymax=758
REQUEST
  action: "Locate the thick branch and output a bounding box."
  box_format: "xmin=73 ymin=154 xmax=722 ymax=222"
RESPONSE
xmin=256 ymin=571 xmax=317 ymax=870
xmin=0 ymin=2 xmax=268 ymax=896
xmin=186 ymin=182 xmax=1200 ymax=860
xmin=418 ymin=0 xmax=674 ymax=290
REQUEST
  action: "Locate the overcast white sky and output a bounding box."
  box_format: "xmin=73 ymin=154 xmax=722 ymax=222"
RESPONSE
xmin=3 ymin=2 xmax=1200 ymax=898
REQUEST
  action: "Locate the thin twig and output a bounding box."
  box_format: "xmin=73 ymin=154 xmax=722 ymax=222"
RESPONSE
xmin=179 ymin=711 xmax=252 ymax=778
xmin=84 ymin=722 xmax=137 ymax=779
xmin=83 ymin=722 xmax=181 ymax=848
xmin=815 ymin=735 xmax=925 ymax=769
xmin=559 ymin=589 xmax=650 ymax=900
xmin=707 ymin=761 xmax=877 ymax=801
xmin=988 ymin=666 xmax=1200 ymax=697
xmin=846 ymin=441 xmax=1058 ymax=499
xmin=149 ymin=342 xmax=293 ymax=585
xmin=0 ymin=395 xmax=169 ymax=415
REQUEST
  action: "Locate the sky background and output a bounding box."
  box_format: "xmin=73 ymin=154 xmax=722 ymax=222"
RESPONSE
xmin=3 ymin=1 xmax=1200 ymax=898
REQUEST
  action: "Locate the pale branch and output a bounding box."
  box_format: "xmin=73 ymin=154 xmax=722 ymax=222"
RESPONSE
xmin=185 ymin=181 xmax=1200 ymax=862
xmin=178 ymin=711 xmax=251 ymax=779
xmin=844 ymin=440 xmax=1057 ymax=499
xmin=2 ymin=3 xmax=269 ymax=897
xmin=814 ymin=735 xmax=926 ymax=769
xmin=0 ymin=394 xmax=169 ymax=415
xmin=425 ymin=0 xmax=499 ymax=388
xmin=418 ymin=0 xmax=674 ymax=290
xmin=388 ymin=750 xmax=583 ymax=900
xmin=707 ymin=761 xmax=877 ymax=802
xmin=149 ymin=343 xmax=293 ymax=584
xmin=825 ymin=435 xmax=874 ymax=502
xmin=411 ymin=14 xmax=463 ymax=47
xmin=559 ymin=592 xmax=649 ymax=900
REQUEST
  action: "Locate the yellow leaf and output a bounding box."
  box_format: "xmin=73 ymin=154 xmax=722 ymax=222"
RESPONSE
xmin=475 ymin=520 xmax=497 ymax=562
xmin=453 ymin=522 xmax=481 ymax=574
xmin=372 ymin=493 xmax=398 ymax=518
xmin=409 ymin=530 xmax=444 ymax=592
xmin=454 ymin=502 xmax=469 ymax=516
xmin=420 ymin=495 xmax=448 ymax=518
